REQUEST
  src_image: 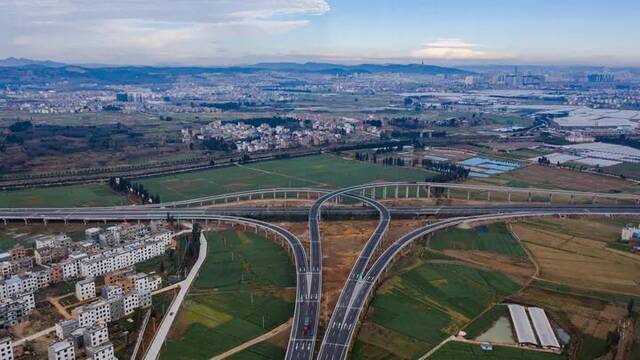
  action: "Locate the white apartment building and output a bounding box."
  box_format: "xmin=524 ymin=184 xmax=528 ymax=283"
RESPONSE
xmin=75 ymin=278 xmax=96 ymax=301
xmin=0 ymin=337 xmax=13 ymax=360
xmin=132 ymin=273 xmax=161 ymax=292
xmin=86 ymin=342 xmax=115 ymax=360
xmin=83 ymin=323 xmax=109 ymax=348
xmin=123 ymin=292 xmax=139 ymax=315
xmin=74 ymin=300 xmax=111 ymax=328
xmin=48 ymin=340 xmax=75 ymax=360
xmin=101 ymin=286 xmax=123 ymax=300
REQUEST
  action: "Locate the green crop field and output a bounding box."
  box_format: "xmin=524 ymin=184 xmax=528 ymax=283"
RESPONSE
xmin=0 ymin=183 xmax=130 ymax=208
xmin=358 ymin=257 xmax=522 ymax=358
xmin=138 ymin=154 xmax=436 ymax=202
xmin=195 ymin=230 xmax=295 ymax=290
xmin=160 ymin=230 xmax=295 ymax=359
xmin=429 ymin=341 xmax=566 ymax=360
xmin=228 ymin=341 xmax=286 ymax=360
xmin=429 ymin=222 xmax=527 ymax=258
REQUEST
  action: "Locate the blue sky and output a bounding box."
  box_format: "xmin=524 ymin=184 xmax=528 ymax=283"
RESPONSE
xmin=0 ymin=0 xmax=638 ymax=66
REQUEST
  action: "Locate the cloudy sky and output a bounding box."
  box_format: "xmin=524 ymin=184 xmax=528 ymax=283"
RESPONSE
xmin=0 ymin=0 xmax=639 ymax=66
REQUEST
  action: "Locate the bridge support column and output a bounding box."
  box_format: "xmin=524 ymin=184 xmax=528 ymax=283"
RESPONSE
xmin=570 ymin=194 xmax=574 ymax=204
xmin=549 ymin=194 xmax=553 ymax=203
xmin=225 ymin=197 xmax=228 ymax=203
xmin=395 ymin=186 xmax=399 ymax=198
xmin=307 ymin=192 xmax=310 ymax=200
xmin=592 ymin=196 xmax=597 ymax=204
xmin=427 ymin=186 xmax=431 ymax=199
xmin=371 ymin=187 xmax=376 ymax=200
xmin=528 ymin=192 xmax=532 ymax=203
xmin=24 ymin=218 xmax=27 ymax=225
xmin=249 ymin=194 xmax=252 ymax=201
xmin=417 ymin=186 xmax=420 ymax=198
xmin=103 ymin=219 xmax=107 ymax=224
xmin=383 ymin=187 xmax=387 ymax=199
xmin=467 ymin=191 xmax=470 ymax=201
xmin=63 ymin=218 xmax=68 ymax=225
xmin=2 ymin=219 xmax=6 ymax=225
xmin=261 ymin=193 xmax=264 ymax=200
xmin=405 ymin=186 xmax=409 ymax=198
xmin=284 ymin=192 xmax=287 ymax=201
xmin=43 ymin=219 xmax=47 ymax=226
xmin=447 ymin=188 xmax=450 ymax=199
xmin=83 ymin=219 xmax=87 ymax=225
xmin=508 ymin=193 xmax=511 ymax=202
xmin=487 ymin=192 xmax=491 ymax=201
xmin=296 ymin=192 xmax=299 ymax=199
xmin=273 ymin=191 xmax=276 ymax=199
xmin=236 ymin=196 xmax=240 ymax=202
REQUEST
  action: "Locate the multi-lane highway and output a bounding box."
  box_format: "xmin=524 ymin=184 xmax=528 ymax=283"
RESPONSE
xmin=315 ymin=208 xmax=640 ymax=360
xmin=2 ymin=182 xmax=640 ymax=360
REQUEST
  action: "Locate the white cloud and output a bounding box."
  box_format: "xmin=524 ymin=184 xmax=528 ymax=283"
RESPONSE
xmin=0 ymin=0 xmax=330 ymax=64
xmin=411 ymin=38 xmax=511 ymax=60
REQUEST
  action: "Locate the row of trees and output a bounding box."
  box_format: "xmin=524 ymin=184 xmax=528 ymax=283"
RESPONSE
xmin=421 ymin=159 xmax=470 ymax=179
xmin=108 ymin=177 xmax=161 ymax=204
xmin=353 ymin=152 xmax=470 ymax=182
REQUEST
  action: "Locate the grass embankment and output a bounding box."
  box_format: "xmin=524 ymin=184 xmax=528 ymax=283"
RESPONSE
xmin=160 ymin=230 xmax=295 ymax=359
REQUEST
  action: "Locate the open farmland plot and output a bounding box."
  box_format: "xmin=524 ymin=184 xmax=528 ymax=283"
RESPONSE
xmin=472 ymin=164 xmax=640 ymax=194
xmin=195 ymin=230 xmax=295 ymax=290
xmin=356 ymin=254 xmax=522 ymax=358
xmin=0 ymin=183 xmax=130 ymax=208
xmin=429 ymin=222 xmax=527 ymax=258
xmin=428 ymin=341 xmax=566 ymax=360
xmin=160 ymin=230 xmax=295 ymax=359
xmin=512 ymin=221 xmax=640 ymax=296
xmin=137 ymin=154 xmax=436 ymax=202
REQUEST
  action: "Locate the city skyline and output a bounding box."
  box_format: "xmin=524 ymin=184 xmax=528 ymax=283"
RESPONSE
xmin=0 ymin=0 xmax=639 ymax=67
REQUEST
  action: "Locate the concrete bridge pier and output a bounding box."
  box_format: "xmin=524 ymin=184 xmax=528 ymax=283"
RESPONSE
xmin=383 ymin=187 xmax=387 ymax=199
xmin=507 ymin=193 xmax=511 ymax=202
xmin=405 ymin=186 xmax=409 ymax=198
xmin=427 ymin=186 xmax=431 ymax=199
xmin=570 ymin=194 xmax=575 ymax=204
xmin=261 ymin=193 xmax=264 ymax=200
xmin=43 ymin=219 xmax=47 ymax=226
xmin=467 ymin=191 xmax=470 ymax=201
xmin=395 ymin=186 xmax=399 ymax=198
xmin=487 ymin=191 xmax=491 ymax=201
xmin=371 ymin=187 xmax=376 ymax=200
xmin=416 ymin=186 xmax=421 ymax=198
xmin=2 ymin=219 xmax=7 ymax=225
xmin=447 ymin=188 xmax=451 ymax=199
xmin=296 ymin=192 xmax=299 ymax=199
xmin=528 ymin=192 xmax=532 ymax=203
xmin=592 ymin=196 xmax=597 ymax=204
xmin=23 ymin=218 xmax=28 ymax=225
xmin=549 ymin=194 xmax=553 ymax=203
xmin=63 ymin=218 xmax=68 ymax=225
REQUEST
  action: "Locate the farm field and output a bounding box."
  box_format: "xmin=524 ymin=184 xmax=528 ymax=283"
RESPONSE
xmin=604 ymin=162 xmax=640 ymax=180
xmin=0 ymin=183 xmax=130 ymax=208
xmin=137 ymin=154 xmax=436 ymax=202
xmin=512 ymin=218 xmax=640 ymax=295
xmin=160 ymin=230 xmax=295 ymax=359
xmin=354 ymin=251 xmax=522 ymax=358
xmin=471 ymin=164 xmax=640 ymax=194
xmin=427 ymin=341 xmax=566 ymax=360
xmin=429 ymin=222 xmax=527 ymax=258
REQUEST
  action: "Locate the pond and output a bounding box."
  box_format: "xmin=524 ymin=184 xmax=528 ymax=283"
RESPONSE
xmin=475 ymin=316 xmax=517 ymax=344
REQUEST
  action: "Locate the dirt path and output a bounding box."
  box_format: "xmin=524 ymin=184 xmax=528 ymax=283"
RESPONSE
xmin=210 ymin=318 xmax=292 ymax=360
xmin=48 ymin=296 xmax=72 ymax=320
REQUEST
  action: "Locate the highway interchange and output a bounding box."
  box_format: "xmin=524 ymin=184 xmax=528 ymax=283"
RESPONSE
xmin=2 ymin=182 xmax=640 ymax=360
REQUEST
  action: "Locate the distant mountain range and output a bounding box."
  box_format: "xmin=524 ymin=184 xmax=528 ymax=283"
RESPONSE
xmin=0 ymin=59 xmax=470 ymax=86
xmin=0 ymin=57 xmax=67 ymax=68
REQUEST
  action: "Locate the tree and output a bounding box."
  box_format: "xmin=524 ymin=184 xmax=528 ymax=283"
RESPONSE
xmin=159 ymin=261 xmax=165 ymax=273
